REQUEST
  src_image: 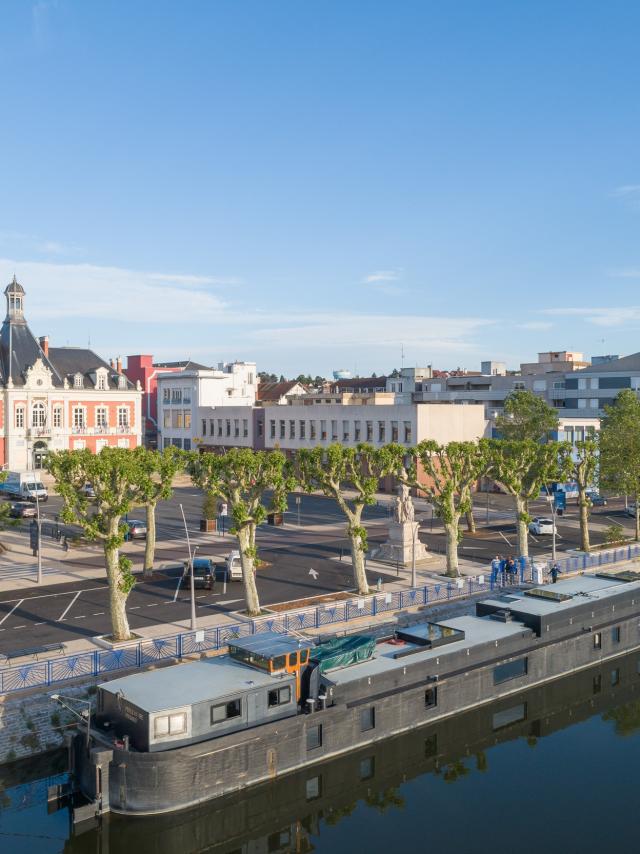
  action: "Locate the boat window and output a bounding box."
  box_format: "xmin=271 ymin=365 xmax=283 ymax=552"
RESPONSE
xmin=154 ymin=712 xmax=186 ymax=738
xmin=594 ymin=632 xmax=602 ymax=650
xmin=271 ymin=655 xmax=286 ymax=671
xmin=211 ymin=698 xmax=242 ymax=724
xmin=288 ymin=652 xmax=298 ymax=667
xmin=306 ymin=724 xmax=322 ymax=751
xmin=229 ymin=646 xmax=270 ymax=671
xmin=268 ymin=686 xmax=292 ymax=707
xmin=425 ymin=687 xmax=438 ymax=709
xmin=300 ymin=649 xmax=309 ymax=664
xmin=493 ymin=657 xmax=528 ymax=685
xmin=360 ymin=706 xmax=375 ymax=732
xmin=612 ymin=626 xmax=621 ymax=644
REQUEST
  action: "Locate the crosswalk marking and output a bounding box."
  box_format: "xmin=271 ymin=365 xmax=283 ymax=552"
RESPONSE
xmin=0 ymin=565 xmax=58 ymax=580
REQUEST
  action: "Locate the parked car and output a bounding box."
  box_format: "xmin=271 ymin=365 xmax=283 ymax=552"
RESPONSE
xmin=81 ymin=483 xmax=96 ymax=498
xmin=529 ymin=517 xmax=556 ymax=535
xmin=181 ymin=558 xmax=215 ymax=590
xmin=626 ymin=503 xmax=637 ymax=518
xmin=124 ymin=519 xmax=147 ymax=540
xmin=589 ymin=494 xmax=607 ymax=506
xmin=9 ymin=501 xmax=37 ymax=518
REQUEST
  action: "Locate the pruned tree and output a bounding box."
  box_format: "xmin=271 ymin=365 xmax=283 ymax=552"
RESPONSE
xmin=47 ymin=448 xmax=149 ymax=641
xmin=484 ymin=439 xmax=571 ymax=557
xmin=134 ymin=446 xmax=184 ymax=577
xmin=410 ymin=441 xmax=490 ymax=577
xmin=496 ymin=390 xmax=559 ymax=442
xmin=571 ymin=438 xmax=599 ymax=552
xmin=296 ymin=444 xmax=399 ymax=594
xmin=188 ymin=449 xmax=293 ymax=616
xmin=599 ymin=389 xmax=640 ymax=541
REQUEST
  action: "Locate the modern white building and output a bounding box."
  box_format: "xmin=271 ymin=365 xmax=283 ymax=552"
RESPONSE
xmin=157 ymin=362 xmax=257 ymax=450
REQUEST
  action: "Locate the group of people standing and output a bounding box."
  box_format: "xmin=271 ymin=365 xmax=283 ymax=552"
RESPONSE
xmin=490 ymin=555 xmax=524 ymax=585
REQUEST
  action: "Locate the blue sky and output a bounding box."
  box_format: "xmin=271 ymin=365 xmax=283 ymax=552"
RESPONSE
xmin=1 ymin=1 xmax=639 ymax=376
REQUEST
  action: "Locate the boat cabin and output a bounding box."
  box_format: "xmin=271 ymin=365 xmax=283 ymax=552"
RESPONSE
xmin=228 ymin=632 xmax=314 ymax=701
xmin=95 ymin=653 xmax=297 ymax=752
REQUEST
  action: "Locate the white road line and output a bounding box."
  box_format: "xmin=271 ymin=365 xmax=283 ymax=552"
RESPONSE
xmin=34 ymin=621 xmax=45 ymax=626
xmin=129 ymin=606 xmax=141 ymax=610
xmin=498 ymin=532 xmax=513 ymax=547
xmin=13 ymin=624 xmax=26 ymax=629
xmin=216 ymin=599 xmax=242 ymax=606
xmin=0 ymin=598 xmax=24 ymax=626
xmin=73 ymin=615 xmax=86 ymax=620
xmin=57 ymin=591 xmax=82 ymax=622
xmin=172 ymin=577 xmax=182 ymax=603
xmin=147 ymin=603 xmax=160 ymax=607
xmin=93 ymin=612 xmax=105 ymax=616
xmin=0 ymin=585 xmax=106 ymax=607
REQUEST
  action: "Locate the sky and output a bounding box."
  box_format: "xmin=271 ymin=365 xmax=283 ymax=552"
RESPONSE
xmin=1 ymin=1 xmax=639 ymax=377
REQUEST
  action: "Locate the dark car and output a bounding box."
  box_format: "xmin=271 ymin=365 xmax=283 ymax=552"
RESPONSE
xmin=124 ymin=519 xmax=147 ymax=540
xmin=181 ymin=558 xmax=215 ymax=590
xmin=590 ymin=494 xmax=607 ymax=506
xmin=9 ymin=501 xmax=37 ymax=518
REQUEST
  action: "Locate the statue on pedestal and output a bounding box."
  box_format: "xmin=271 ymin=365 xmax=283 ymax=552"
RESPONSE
xmin=377 ymin=483 xmax=430 ymax=566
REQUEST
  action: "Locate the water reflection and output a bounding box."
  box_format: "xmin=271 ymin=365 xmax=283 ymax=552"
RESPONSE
xmin=54 ymin=650 xmax=640 ymax=854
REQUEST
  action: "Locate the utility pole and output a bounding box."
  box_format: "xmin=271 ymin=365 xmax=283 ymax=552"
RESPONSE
xmin=36 ymin=491 xmax=42 ymax=585
xmin=180 ymin=503 xmax=197 ymax=630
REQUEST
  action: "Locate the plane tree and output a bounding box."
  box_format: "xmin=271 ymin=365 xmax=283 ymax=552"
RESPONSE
xmin=496 ymin=390 xmax=559 ymax=442
xmin=134 ymin=446 xmax=184 ymax=577
xmin=187 ymin=448 xmax=293 ymax=616
xmin=296 ymin=443 xmax=399 ymax=594
xmin=599 ymin=389 xmax=640 ymax=541
xmin=47 ymin=448 xmax=149 ymax=641
xmin=571 ymin=437 xmax=599 ymax=552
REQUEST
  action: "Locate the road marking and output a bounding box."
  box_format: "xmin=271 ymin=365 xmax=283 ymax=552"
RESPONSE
xmin=34 ymin=622 xmax=45 ymax=626
xmin=92 ymin=612 xmax=105 ymax=616
xmin=57 ymin=591 xmax=82 ymax=622
xmin=147 ymin=603 xmax=160 ymax=607
xmin=129 ymin=606 xmax=141 ymax=610
xmin=0 ymin=599 xmax=24 ymax=626
xmin=529 ymin=533 xmax=539 ymax=543
xmin=498 ymin=532 xmax=513 ymax=547
xmin=13 ymin=624 xmax=26 ymax=629
xmin=215 ymin=599 xmax=242 ymax=606
xmin=73 ymin=615 xmax=86 ymax=620
xmin=0 ymin=585 xmax=106 ymax=607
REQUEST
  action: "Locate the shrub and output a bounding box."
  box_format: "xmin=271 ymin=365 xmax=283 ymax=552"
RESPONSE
xmin=604 ymin=524 xmax=625 ymax=546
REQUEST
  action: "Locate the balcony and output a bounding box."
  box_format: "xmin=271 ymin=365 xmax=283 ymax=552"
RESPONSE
xmin=71 ymin=426 xmax=133 ymax=436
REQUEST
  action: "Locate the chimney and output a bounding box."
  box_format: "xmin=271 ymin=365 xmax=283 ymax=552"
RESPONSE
xmin=116 ymin=356 xmax=122 ymax=374
xmin=110 ymin=358 xmax=115 ymax=369
xmin=39 ymin=336 xmax=49 ymax=358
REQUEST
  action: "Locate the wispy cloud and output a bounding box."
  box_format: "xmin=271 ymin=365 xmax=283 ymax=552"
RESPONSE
xmin=610 ymin=185 xmax=640 ymax=198
xmin=362 ymin=269 xmax=402 ymax=284
xmin=0 ymin=231 xmax=83 ymax=257
xmin=517 ymin=321 xmax=553 ymax=331
xmin=543 ymin=306 xmax=640 ymax=327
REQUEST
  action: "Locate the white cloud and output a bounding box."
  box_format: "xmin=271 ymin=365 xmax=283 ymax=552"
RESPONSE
xmin=611 ymin=185 xmax=640 ymax=197
xmin=543 ymin=306 xmax=640 ymax=327
xmin=0 ymin=258 xmax=229 ymax=324
xmin=606 ymin=268 xmax=640 ymax=279
xmin=517 ymin=321 xmax=553 ymax=331
xmin=0 ymin=231 xmax=83 ymax=257
xmin=362 ymin=269 xmax=402 ymax=284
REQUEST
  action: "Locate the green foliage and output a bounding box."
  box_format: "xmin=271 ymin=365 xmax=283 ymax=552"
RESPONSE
xmin=484 ymin=439 xmax=571 ymax=508
xmin=412 ymin=440 xmax=490 ymax=524
xmin=202 ymin=492 xmax=218 ymax=520
xmin=133 ymin=446 xmax=184 ymax=506
xmin=599 ymin=390 xmax=640 ymax=540
xmin=604 ymin=524 xmax=625 ymax=545
xmin=496 ymin=390 xmax=559 ymax=442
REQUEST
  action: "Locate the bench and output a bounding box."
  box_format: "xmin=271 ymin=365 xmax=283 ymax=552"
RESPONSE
xmin=4 ymin=641 xmax=66 ymax=664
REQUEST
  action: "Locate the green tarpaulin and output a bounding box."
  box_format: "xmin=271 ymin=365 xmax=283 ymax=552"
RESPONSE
xmin=312 ymin=635 xmax=376 ymax=673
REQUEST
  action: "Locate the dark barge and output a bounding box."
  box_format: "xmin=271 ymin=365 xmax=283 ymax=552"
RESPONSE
xmin=72 ymin=571 xmax=640 ymax=816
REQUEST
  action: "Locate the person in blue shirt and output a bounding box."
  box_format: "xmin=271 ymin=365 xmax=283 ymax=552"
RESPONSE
xmin=491 ymin=555 xmax=501 ymax=584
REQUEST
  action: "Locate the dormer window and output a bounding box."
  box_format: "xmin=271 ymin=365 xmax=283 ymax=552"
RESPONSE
xmin=96 ymin=372 xmax=107 ymax=391
xmin=74 ymin=373 xmax=84 ymax=389
xmin=118 ymin=375 xmax=127 ymax=390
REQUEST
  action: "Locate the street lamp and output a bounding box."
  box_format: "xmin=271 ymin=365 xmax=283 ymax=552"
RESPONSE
xmin=35 ymin=490 xmax=42 ymax=585
xmin=51 ymin=693 xmax=92 ymax=751
xmin=179 ymin=503 xmax=198 ymax=631
xmin=544 ymin=486 xmax=557 ymax=563
xmin=411 ymin=523 xmax=417 ymax=589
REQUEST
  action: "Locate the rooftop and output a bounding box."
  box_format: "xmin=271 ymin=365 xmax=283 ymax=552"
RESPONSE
xmin=100 ymin=654 xmax=289 ymax=713
xmin=229 ymin=631 xmax=314 ymax=658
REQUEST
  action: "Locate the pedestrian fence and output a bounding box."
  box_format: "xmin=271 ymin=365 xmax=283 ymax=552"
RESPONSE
xmin=2 ymin=542 xmax=640 ymax=696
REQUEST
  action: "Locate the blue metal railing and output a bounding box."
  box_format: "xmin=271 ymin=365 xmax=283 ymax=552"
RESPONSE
xmin=2 ymin=542 xmax=639 ymax=696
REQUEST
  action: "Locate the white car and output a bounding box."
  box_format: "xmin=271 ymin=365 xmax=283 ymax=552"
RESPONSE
xmin=529 ymin=517 xmax=556 ymax=535
xmin=626 ymin=503 xmax=637 ymax=517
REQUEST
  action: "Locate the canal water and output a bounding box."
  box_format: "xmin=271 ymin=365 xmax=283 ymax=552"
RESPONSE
xmin=2 ymin=652 xmax=640 ymax=854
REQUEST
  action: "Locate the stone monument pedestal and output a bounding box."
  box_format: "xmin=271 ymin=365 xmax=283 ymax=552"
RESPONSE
xmin=377 ymin=520 xmax=430 ymax=566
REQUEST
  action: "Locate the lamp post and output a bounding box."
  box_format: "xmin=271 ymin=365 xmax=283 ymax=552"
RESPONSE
xmin=51 ymin=693 xmax=92 ymax=751
xmin=411 ymin=522 xmax=417 ymax=589
xmin=545 ymin=486 xmax=557 ymax=563
xmin=180 ymin=503 xmax=198 ymax=631
xmin=35 ymin=491 xmax=42 ymax=585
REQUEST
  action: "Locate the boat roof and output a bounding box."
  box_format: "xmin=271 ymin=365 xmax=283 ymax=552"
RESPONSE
xmin=100 ymin=654 xmax=292 ymax=714
xmin=479 ymin=573 xmax=640 ymax=617
xmin=324 ymin=615 xmax=531 ymax=686
xmin=228 ymin=631 xmax=314 ymax=657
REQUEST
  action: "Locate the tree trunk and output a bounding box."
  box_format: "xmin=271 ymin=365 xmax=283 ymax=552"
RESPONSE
xmin=144 ymin=501 xmax=156 ymax=577
xmin=444 ymin=518 xmax=460 ymax=577
xmin=348 ymin=529 xmax=369 ymax=594
xmin=578 ymin=486 xmax=590 ymax=552
xmin=237 ymin=523 xmax=261 ymax=616
xmin=466 ymin=508 xmax=476 ymax=534
xmin=636 ymin=501 xmax=640 ymax=543
xmin=104 ymin=521 xmax=131 ymax=641
xmin=514 ymin=494 xmax=529 ymax=558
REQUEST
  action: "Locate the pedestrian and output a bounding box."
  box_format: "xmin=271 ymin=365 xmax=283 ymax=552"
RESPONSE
xmin=491 ymin=555 xmax=501 ymax=585
xmin=499 ymin=557 xmax=507 ymax=586
xmin=507 ymin=557 xmax=517 ymax=585
xmin=63 ymin=536 xmax=69 ymax=552
xmin=549 ymin=562 xmax=561 ymax=584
